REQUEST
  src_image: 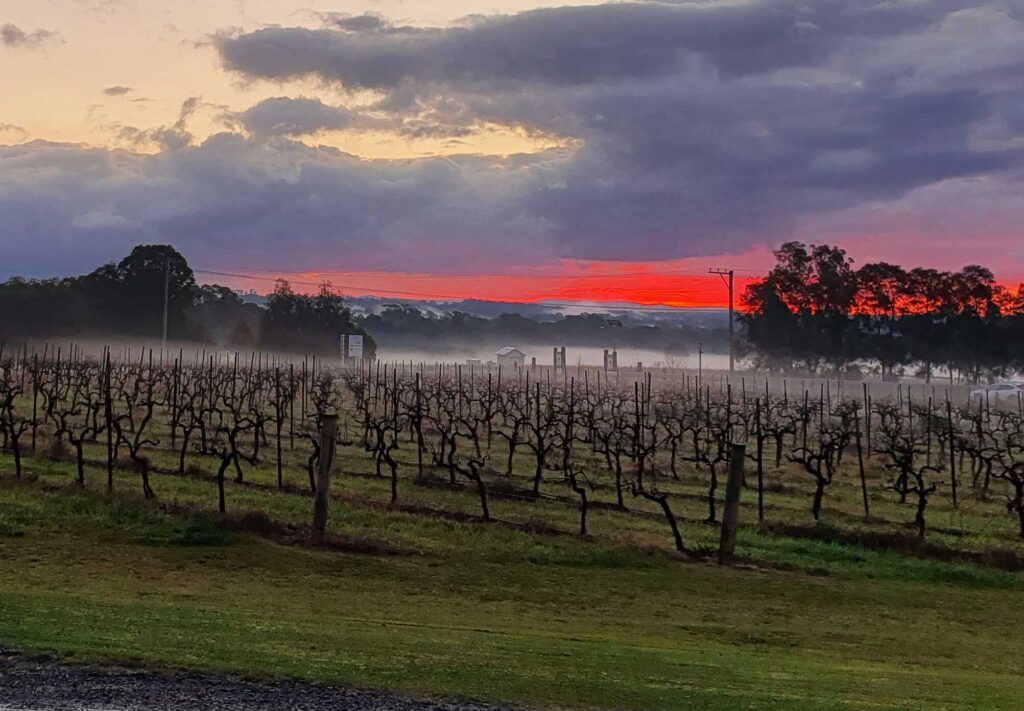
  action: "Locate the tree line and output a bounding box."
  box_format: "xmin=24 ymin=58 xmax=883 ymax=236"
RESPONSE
xmin=742 ymin=242 xmax=1024 ymax=380
xmin=1 ymin=244 xmax=727 ymax=360
xmin=0 ymin=245 xmax=376 ymax=358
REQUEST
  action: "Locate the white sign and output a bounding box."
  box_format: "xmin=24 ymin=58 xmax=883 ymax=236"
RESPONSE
xmin=603 ymin=349 xmax=618 ymax=372
xmin=347 ymin=334 xmax=364 ymax=359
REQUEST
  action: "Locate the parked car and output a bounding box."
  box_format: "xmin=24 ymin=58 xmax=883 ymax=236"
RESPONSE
xmin=969 ymin=382 xmax=1024 ymax=401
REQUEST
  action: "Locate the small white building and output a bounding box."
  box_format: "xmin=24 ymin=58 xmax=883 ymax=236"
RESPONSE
xmin=495 ymin=347 xmax=525 ymax=369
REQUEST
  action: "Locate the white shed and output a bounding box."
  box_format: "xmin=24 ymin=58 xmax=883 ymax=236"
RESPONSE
xmin=495 ymin=347 xmax=525 ymax=369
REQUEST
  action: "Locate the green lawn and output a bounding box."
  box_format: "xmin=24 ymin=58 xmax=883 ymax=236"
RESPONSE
xmin=0 ymin=450 xmax=1022 ymax=709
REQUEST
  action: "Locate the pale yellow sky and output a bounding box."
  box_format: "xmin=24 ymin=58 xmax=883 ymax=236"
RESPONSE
xmin=2 ymin=0 xmax=600 ymax=157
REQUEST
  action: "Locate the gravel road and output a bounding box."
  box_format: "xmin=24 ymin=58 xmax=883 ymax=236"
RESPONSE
xmin=0 ymin=652 xmax=528 ymax=711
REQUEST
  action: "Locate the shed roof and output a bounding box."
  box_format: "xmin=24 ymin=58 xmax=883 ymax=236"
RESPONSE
xmin=496 ymin=347 xmax=525 ymax=357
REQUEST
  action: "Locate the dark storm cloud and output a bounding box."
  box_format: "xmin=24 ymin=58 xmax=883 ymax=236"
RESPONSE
xmin=1 ymin=23 xmax=59 ymax=48
xmin=208 ymin=1 xmax=1024 ymax=261
xmin=236 ymin=97 xmax=374 ymax=136
xmin=0 ymin=135 xmax=564 ymax=277
xmin=6 ymin=1 xmax=1024 ymax=276
xmin=216 ymin=1 xmax=953 ymax=89
xmin=317 ymin=12 xmax=390 ymax=33
xmin=103 ymin=85 xmax=133 ymax=96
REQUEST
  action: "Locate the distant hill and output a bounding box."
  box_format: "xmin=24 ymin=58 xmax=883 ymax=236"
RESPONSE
xmin=338 ymin=295 xmax=728 ymax=327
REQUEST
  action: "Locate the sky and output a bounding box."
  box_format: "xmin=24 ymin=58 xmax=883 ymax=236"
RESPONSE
xmin=3 ymin=0 xmax=1024 ymax=306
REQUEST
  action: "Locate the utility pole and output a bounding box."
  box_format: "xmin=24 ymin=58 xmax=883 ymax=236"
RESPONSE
xmin=709 ymin=268 xmax=734 ymax=372
xmin=162 ymin=257 xmax=170 ymax=350
xmin=697 ymin=341 xmax=703 ymax=388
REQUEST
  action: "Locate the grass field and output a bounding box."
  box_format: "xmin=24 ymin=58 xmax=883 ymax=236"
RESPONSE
xmin=1 ymin=442 xmax=1023 ymax=709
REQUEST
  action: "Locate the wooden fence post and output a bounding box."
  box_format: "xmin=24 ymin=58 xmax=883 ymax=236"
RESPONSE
xmin=311 ymin=414 xmax=339 ymax=545
xmin=718 ymin=443 xmax=746 ymax=564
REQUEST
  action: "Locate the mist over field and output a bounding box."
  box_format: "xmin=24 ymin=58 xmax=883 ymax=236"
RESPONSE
xmin=376 ymin=345 xmax=731 ymax=370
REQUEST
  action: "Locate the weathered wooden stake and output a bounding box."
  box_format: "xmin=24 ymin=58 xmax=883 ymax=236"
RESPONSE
xmin=946 ymin=400 xmax=958 ymax=507
xmin=415 ymin=372 xmax=424 ymax=481
xmin=754 ymin=398 xmax=764 ymax=523
xmin=275 ymin=367 xmax=283 ymax=489
xmin=104 ymin=352 xmax=114 ymax=491
xmin=854 ymin=404 xmax=870 ymax=517
xmin=718 ymin=443 xmax=746 ymax=564
xmin=311 ymin=414 xmax=339 ymax=545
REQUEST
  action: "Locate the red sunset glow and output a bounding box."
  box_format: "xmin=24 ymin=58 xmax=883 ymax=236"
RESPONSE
xmin=197 ymin=241 xmax=1024 ymax=310
xmin=201 ymin=262 xmax=764 ymax=309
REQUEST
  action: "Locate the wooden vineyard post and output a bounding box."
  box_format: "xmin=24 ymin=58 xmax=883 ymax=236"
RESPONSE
xmin=854 ymin=402 xmax=870 ymax=517
xmin=415 ymin=372 xmax=424 ymax=482
xmin=104 ymin=352 xmax=114 ymax=491
xmin=275 ymin=367 xmax=283 ymax=490
xmin=863 ymin=382 xmax=871 ymax=456
xmin=289 ymin=363 xmax=295 ymax=450
xmin=718 ymin=443 xmax=746 ymax=564
xmin=311 ymin=414 xmax=339 ymax=545
xmin=801 ymin=390 xmax=809 ymax=450
xmin=755 ymin=398 xmax=764 ymax=523
xmin=925 ymin=397 xmax=933 ymax=467
xmin=31 ymin=353 xmax=38 ymax=452
xmin=946 ymin=400 xmax=958 ymax=507
xmin=170 ymin=356 xmax=179 ymax=449
xmin=301 ymin=358 xmax=308 ymax=419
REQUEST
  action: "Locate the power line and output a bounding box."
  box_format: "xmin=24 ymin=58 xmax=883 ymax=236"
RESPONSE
xmin=242 ymin=267 xmax=768 ymax=280
xmin=194 ymin=268 xmax=458 ymax=299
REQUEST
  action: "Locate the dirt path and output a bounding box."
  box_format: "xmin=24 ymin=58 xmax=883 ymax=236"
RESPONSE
xmin=0 ymin=652 xmax=526 ymax=711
